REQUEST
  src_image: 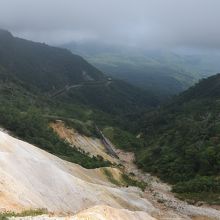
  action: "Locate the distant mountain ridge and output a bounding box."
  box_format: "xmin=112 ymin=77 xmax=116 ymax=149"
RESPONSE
xmin=62 ymin=41 xmax=220 ymax=99
xmin=179 ymin=73 xmax=220 ymax=101
xmin=0 ymin=29 xmax=158 ymax=115
xmin=0 ymin=29 xmax=105 ymax=92
xmin=0 ymin=29 xmax=160 ymax=176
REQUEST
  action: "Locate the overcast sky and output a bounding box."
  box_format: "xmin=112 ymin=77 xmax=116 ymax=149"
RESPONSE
xmin=0 ymin=0 xmax=219 ymax=50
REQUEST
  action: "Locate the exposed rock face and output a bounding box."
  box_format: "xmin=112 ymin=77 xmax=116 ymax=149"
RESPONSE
xmin=50 ymin=121 xmax=119 ymax=164
xmin=0 ymin=130 xmax=156 ymax=216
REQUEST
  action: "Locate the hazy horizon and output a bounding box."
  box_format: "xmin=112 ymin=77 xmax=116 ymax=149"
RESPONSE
xmin=0 ymin=0 xmax=219 ymax=52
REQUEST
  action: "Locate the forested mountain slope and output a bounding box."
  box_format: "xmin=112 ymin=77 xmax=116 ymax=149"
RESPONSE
xmin=0 ymin=30 xmax=159 ymax=171
xmin=135 ymin=74 xmax=220 ymax=203
xmin=0 ymin=29 xmax=158 ymax=114
xmin=179 ymin=73 xmax=220 ymax=101
xmin=0 ymin=29 xmax=105 ymax=91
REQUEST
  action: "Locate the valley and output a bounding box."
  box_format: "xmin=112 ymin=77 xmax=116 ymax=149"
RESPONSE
xmin=0 ymin=122 xmax=220 ymax=220
xmin=0 ymin=29 xmax=219 ymax=220
xmin=50 ymin=120 xmax=220 ymax=219
xmin=62 ymin=42 xmax=220 ymax=99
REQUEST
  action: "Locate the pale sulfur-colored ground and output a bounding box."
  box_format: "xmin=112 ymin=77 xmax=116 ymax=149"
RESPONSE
xmin=1 ymin=126 xmax=220 ymax=220
xmin=0 ymin=130 xmax=156 ymax=217
xmin=50 ymin=121 xmax=119 ymax=164
xmin=10 ymin=205 xmax=156 ymax=220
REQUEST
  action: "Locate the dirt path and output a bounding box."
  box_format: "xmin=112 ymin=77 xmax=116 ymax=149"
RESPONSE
xmin=113 ymin=147 xmax=220 ymax=220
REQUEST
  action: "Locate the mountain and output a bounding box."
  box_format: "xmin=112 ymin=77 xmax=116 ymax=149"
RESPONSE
xmin=0 ymin=29 xmax=105 ymax=91
xmin=62 ymin=42 xmax=218 ymax=99
xmin=0 ymin=29 xmax=159 ymax=217
xmin=135 ymin=73 xmax=220 ymax=204
xmin=0 ymin=29 xmax=158 ymax=115
xmin=1 ymin=118 xmax=219 ymax=220
xmin=0 ymin=29 xmax=158 ymax=171
xmin=179 ymin=73 xmax=220 ymax=101
xmin=0 ymin=29 xmax=220 ymax=217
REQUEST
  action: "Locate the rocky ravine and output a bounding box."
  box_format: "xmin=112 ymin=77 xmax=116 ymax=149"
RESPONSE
xmin=114 ymin=148 xmax=220 ymax=220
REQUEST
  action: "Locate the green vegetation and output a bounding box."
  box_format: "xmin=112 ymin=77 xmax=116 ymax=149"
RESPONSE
xmin=173 ymin=176 xmax=220 ymax=193
xmin=0 ymin=103 xmax=110 ymax=169
xmin=0 ymin=30 xmax=154 ymax=170
xmin=0 ymin=30 xmax=158 ymax=115
xmin=0 ymin=76 xmax=113 ymax=169
xmin=176 ymin=192 xmax=220 ymax=205
xmin=103 ymin=168 xmax=147 ymax=191
xmin=121 ymin=173 xmax=148 ymax=191
xmin=0 ymin=209 xmax=47 ymax=220
xmin=0 ymin=30 xmax=104 ymax=92
xmin=62 ymin=118 xmax=97 ymax=137
xmin=103 ymin=127 xmax=144 ymax=151
xmin=58 ymin=79 xmax=158 ymax=116
xmin=134 ymin=74 xmax=220 ymax=203
xmin=174 ymin=176 xmax=220 ymax=205
xmin=103 ymin=168 xmax=121 ymax=186
xmin=1 ymin=29 xmax=220 ymax=205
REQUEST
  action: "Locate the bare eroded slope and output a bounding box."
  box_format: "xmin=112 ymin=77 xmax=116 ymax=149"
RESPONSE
xmin=0 ymin=130 xmax=156 ymax=219
xmin=50 ymin=121 xmax=119 ymax=164
xmin=10 ymin=205 xmax=156 ymax=220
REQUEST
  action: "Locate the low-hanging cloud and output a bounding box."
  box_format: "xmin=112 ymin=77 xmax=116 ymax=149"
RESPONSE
xmin=0 ymin=0 xmax=220 ymax=50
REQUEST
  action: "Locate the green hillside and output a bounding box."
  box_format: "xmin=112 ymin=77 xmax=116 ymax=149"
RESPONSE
xmin=179 ymin=73 xmax=220 ymax=100
xmin=0 ymin=30 xmax=105 ymax=91
xmin=135 ymin=74 xmax=220 ymax=204
xmin=0 ymin=30 xmax=158 ymax=170
xmin=0 ymin=29 xmax=158 ymax=113
xmin=1 ymin=29 xmax=219 ymax=204
xmin=0 ymin=65 xmax=113 ymax=168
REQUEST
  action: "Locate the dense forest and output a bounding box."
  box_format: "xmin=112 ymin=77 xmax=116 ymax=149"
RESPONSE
xmin=0 ymin=67 xmax=112 ymax=168
xmin=134 ymin=74 xmax=220 ymax=203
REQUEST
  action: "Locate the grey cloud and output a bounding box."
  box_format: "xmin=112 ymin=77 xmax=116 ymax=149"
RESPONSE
xmin=0 ymin=0 xmax=220 ymax=49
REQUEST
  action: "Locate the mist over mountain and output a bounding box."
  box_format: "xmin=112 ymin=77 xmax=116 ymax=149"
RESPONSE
xmin=62 ymin=41 xmax=220 ymax=99
xmin=1 ymin=0 xmax=220 ymax=52
xmin=0 ymin=29 xmax=158 ymax=114
xmin=0 ymin=0 xmax=220 ymax=218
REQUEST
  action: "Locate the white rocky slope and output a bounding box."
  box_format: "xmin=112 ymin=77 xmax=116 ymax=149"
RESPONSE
xmin=0 ymin=130 xmax=156 ymax=219
xmin=10 ymin=205 xmax=156 ymax=220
